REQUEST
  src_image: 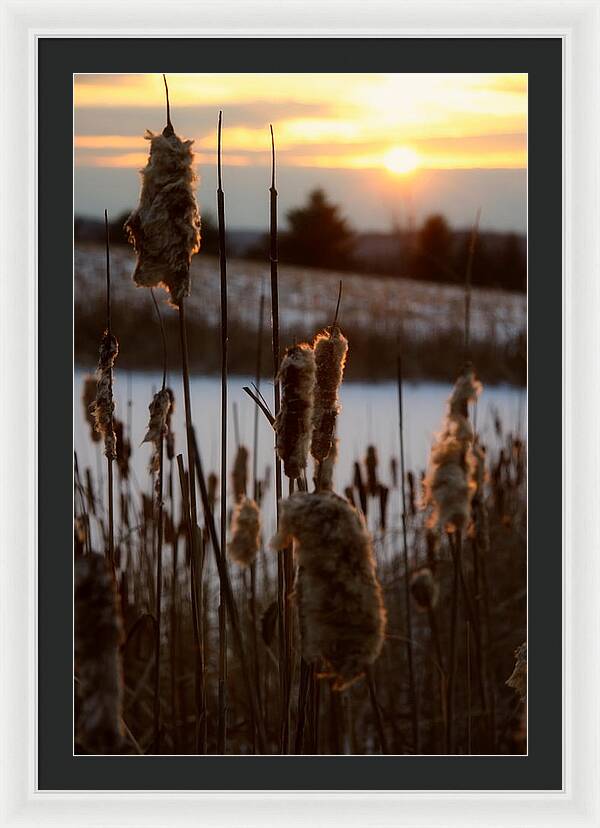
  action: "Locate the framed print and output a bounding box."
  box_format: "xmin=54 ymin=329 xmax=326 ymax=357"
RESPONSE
xmin=1 ymin=1 xmax=599 ymax=826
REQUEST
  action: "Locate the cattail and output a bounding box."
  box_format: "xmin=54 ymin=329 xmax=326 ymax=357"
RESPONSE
xmin=365 ymin=445 xmax=378 ymax=496
xmin=407 ymin=470 xmax=417 ymax=517
xmin=228 ymin=497 xmax=261 ymax=567
xmin=114 ymin=419 xmax=131 ymax=480
xmin=390 ymin=457 xmax=398 ymax=488
xmin=353 ymin=461 xmax=368 ymax=514
xmin=316 ymin=437 xmax=338 ymax=492
xmin=506 ymin=642 xmax=527 ymax=703
xmin=310 ymin=327 xmax=348 ymax=463
xmin=344 ymin=486 xmax=356 ymax=508
xmin=271 ymin=491 xmax=386 ymax=690
xmin=410 ymin=567 xmax=439 ymax=611
xmin=82 ymin=375 xmax=101 ymax=443
xmin=125 ymin=126 xmax=200 ymax=307
xmin=165 ymin=387 xmax=175 ymax=461
xmin=423 ymin=370 xmax=481 ymax=533
xmin=378 ymin=483 xmax=389 ymax=530
xmin=232 ymin=444 xmax=249 ymax=502
xmin=75 ymin=553 xmax=124 ymax=753
xmin=207 ymin=472 xmax=219 ymax=511
xmin=142 ymin=388 xmax=171 ymax=475
xmin=274 ymin=343 xmax=316 ymax=480
xmin=90 ymin=332 xmax=119 ymax=460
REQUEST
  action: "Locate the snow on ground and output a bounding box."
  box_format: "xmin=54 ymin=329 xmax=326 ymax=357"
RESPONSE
xmin=75 ymin=242 xmax=525 ymax=344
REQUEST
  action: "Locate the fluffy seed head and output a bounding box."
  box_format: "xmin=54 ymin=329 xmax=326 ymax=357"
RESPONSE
xmin=274 ymin=343 xmax=316 ymax=480
xmin=164 ymin=387 xmax=176 ymax=460
xmin=271 ymin=491 xmax=386 ymax=690
xmin=423 ymin=370 xmax=481 ymax=533
xmin=75 ymin=554 xmax=124 ymax=753
xmin=89 ymin=332 xmax=119 ymax=460
xmin=228 ymin=497 xmax=261 ymax=567
xmin=83 ymin=375 xmax=101 ymax=443
xmin=125 ymin=130 xmax=200 ymax=307
xmin=142 ymin=388 xmax=171 ymax=474
xmin=310 ymin=327 xmax=348 ymax=463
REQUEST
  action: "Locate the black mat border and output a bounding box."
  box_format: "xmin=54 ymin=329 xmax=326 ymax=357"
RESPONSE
xmin=39 ymin=36 xmax=562 ymax=791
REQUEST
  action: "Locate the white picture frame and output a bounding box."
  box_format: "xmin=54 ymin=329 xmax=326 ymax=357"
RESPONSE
xmin=1 ymin=1 xmax=598 ymax=825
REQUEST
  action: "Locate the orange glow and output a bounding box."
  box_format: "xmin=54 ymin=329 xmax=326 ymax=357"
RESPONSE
xmin=74 ymin=73 xmax=527 ymax=172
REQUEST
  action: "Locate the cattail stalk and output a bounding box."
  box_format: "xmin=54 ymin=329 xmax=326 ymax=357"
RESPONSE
xmin=191 ymin=429 xmax=267 ymax=752
xmin=145 ymin=291 xmax=170 ymax=753
xmin=104 ymin=211 xmax=115 ymax=569
xmin=268 ymin=125 xmax=287 ymax=752
xmin=366 ymin=666 xmax=389 ymax=754
xmin=251 ymin=290 xmax=265 ymax=724
xmin=216 ymin=110 xmax=228 ymax=754
xmin=397 ymin=352 xmax=419 ymax=753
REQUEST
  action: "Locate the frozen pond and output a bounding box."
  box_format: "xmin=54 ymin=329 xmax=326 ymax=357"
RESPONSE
xmin=75 ymin=369 xmax=525 ymax=542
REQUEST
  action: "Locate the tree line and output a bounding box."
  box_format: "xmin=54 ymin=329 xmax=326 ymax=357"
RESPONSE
xmin=75 ymin=188 xmax=526 ymax=293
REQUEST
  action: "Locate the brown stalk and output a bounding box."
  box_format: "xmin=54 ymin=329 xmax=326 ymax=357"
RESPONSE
xmin=104 ymin=210 xmax=115 ymax=571
xmin=190 ymin=428 xmax=267 ymax=752
xmin=396 ymin=349 xmax=420 ymax=754
xmin=216 ymin=109 xmax=228 ymax=754
xmin=269 ymin=124 xmax=287 ymax=752
xmin=176 ymin=302 xmax=207 ymax=755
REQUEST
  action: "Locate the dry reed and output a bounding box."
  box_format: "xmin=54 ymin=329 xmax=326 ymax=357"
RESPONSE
xmin=75 ymin=554 xmax=124 ymax=753
xmin=228 ymin=497 xmax=261 ymax=567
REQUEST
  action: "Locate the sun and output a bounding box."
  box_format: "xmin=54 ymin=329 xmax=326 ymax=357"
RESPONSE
xmin=383 ymin=146 xmax=420 ymax=175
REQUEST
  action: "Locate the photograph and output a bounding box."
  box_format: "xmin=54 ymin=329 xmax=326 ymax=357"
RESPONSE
xmin=73 ymin=71 xmax=527 ymax=757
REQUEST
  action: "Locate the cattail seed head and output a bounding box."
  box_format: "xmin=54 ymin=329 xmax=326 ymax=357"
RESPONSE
xmin=164 ymin=387 xmax=175 ymax=460
xmin=274 ymin=343 xmax=316 ymax=480
xmin=390 ymin=457 xmax=398 ymax=488
xmin=83 ymin=375 xmax=101 ymax=443
xmin=125 ymin=129 xmax=200 ymax=307
xmin=113 ymin=419 xmax=131 ymax=480
xmin=207 ymin=472 xmax=219 ymax=511
xmin=89 ymin=332 xmax=119 ymax=460
xmin=353 ymin=461 xmax=368 ymax=515
xmin=228 ymin=497 xmax=261 ymax=567
xmin=506 ymin=642 xmax=527 ymax=703
xmin=378 ymin=483 xmax=389 ymax=530
xmin=423 ymin=370 xmax=481 ymax=533
xmin=410 ymin=567 xmax=439 ymax=611
xmin=75 ymin=554 xmax=124 ymax=753
xmin=232 ymin=445 xmax=249 ymax=502
xmin=142 ymin=388 xmax=171 ymax=474
xmin=365 ymin=445 xmax=378 ymax=496
xmin=271 ymin=491 xmax=386 ymax=690
xmin=407 ymin=470 xmax=417 ymax=516
xmin=310 ymin=327 xmax=348 ymax=463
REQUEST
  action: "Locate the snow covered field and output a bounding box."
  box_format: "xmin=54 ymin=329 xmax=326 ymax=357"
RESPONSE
xmin=75 ymin=242 xmax=525 ymax=347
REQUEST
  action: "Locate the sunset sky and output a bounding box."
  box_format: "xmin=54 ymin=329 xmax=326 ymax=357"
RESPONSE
xmin=74 ymin=73 xmax=527 ymax=232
